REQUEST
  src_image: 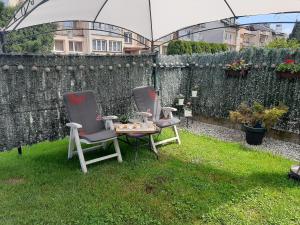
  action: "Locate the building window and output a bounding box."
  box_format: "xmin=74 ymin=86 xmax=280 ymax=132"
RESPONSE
xmin=187 ymin=31 xmax=192 ymax=40
xmin=54 ymin=40 xmax=64 ymax=52
xmin=64 ymin=21 xmax=75 ymax=29
xmin=109 ymin=41 xmax=122 ymax=52
xmin=124 ymin=32 xmax=132 ymax=44
xmin=137 ymin=35 xmax=146 ymax=45
xmin=69 ymin=41 xmax=83 ymax=53
xmin=225 ymin=32 xmax=232 ymax=41
xmin=92 ymin=39 xmax=107 ymax=51
xmin=162 ymin=46 xmax=168 ymax=55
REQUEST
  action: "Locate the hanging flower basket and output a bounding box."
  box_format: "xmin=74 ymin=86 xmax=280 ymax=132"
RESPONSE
xmin=225 ymin=60 xmax=250 ymax=78
xmin=225 ymin=69 xmax=249 ymax=78
xmin=275 ymin=59 xmax=300 ymax=79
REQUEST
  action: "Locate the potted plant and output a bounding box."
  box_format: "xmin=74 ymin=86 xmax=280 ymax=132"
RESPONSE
xmin=184 ymin=102 xmax=193 ymax=117
xmin=176 ymin=94 xmax=185 ymax=106
xmin=275 ymin=59 xmax=300 ymax=79
xmin=229 ymin=102 xmax=288 ymax=145
xmin=191 ymin=85 xmax=199 ymax=97
xmin=225 ymin=59 xmax=250 ymax=77
xmin=119 ymin=114 xmax=130 ymax=124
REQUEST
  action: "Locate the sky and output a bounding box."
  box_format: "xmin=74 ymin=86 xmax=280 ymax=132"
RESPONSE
xmin=238 ymin=13 xmax=300 ymax=34
xmin=0 ymin=0 xmax=298 ymax=35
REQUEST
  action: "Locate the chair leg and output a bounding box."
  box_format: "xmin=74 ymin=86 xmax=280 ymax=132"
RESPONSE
xmin=173 ymin=125 xmax=181 ymax=145
xmin=113 ymin=139 xmax=123 ymax=163
xmin=68 ymin=128 xmax=75 ymax=159
xmin=150 ymin=135 xmax=158 ymax=155
xmin=73 ymin=130 xmax=88 ymax=173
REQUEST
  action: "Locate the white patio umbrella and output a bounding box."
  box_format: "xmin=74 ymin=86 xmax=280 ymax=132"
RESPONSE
xmin=4 ymin=0 xmax=300 ymax=43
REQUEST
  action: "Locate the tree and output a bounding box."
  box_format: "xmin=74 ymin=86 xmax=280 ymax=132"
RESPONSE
xmin=0 ymin=2 xmax=55 ymax=54
xmin=289 ymin=21 xmax=300 ymax=41
xmin=266 ymin=38 xmax=300 ymax=49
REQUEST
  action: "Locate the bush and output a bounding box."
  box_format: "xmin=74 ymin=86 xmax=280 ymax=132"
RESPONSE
xmin=266 ymin=38 xmax=300 ymax=49
xmin=167 ymin=40 xmax=192 ymax=55
xmin=167 ymin=40 xmax=228 ymax=55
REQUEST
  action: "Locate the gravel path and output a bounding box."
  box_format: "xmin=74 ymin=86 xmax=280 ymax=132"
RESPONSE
xmin=179 ymin=120 xmax=300 ymax=161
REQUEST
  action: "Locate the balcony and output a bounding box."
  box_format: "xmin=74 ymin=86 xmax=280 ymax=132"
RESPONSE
xmin=55 ymin=29 xmax=85 ymax=37
xmin=242 ymin=41 xmax=256 ymax=47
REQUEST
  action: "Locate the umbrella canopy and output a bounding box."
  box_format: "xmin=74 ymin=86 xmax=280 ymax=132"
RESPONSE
xmin=4 ymin=0 xmax=300 ymax=41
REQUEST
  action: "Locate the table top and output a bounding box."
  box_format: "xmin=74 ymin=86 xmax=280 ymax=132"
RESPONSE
xmin=115 ymin=123 xmax=159 ymax=134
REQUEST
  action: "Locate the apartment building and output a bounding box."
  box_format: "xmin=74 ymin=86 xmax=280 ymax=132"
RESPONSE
xmin=8 ymin=0 xmax=166 ymax=55
xmin=237 ymin=24 xmax=287 ymax=50
xmin=178 ymin=19 xmax=238 ymax=51
xmin=53 ymin=21 xmax=167 ymax=55
xmin=178 ymin=20 xmax=287 ymax=51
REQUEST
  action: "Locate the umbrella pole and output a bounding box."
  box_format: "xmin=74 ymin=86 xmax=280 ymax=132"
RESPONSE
xmin=150 ymin=40 xmax=154 ymax=53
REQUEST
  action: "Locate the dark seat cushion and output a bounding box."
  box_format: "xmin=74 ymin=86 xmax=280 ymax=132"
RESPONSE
xmin=79 ymin=130 xmax=117 ymax=143
xmin=155 ymin=117 xmax=180 ymax=128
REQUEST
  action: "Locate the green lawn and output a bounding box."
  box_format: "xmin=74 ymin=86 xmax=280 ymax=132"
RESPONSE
xmin=0 ymin=129 xmax=300 ymax=225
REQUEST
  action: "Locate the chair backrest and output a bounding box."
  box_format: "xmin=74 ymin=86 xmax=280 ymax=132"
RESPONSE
xmin=63 ymin=91 xmax=105 ymax=134
xmin=132 ymin=86 xmax=162 ymax=122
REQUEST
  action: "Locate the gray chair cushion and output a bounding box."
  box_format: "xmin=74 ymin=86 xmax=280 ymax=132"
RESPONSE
xmin=63 ymin=91 xmax=105 ymax=134
xmin=132 ymin=86 xmax=162 ymax=122
xmin=156 ymin=117 xmax=180 ymax=128
xmin=79 ymin=130 xmax=117 ymax=143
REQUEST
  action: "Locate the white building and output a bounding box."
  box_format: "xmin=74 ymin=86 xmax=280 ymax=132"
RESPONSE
xmin=178 ymin=19 xmax=238 ymax=51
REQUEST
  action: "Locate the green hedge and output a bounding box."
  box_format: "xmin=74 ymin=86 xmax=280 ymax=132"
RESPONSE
xmin=167 ymin=40 xmax=228 ymax=55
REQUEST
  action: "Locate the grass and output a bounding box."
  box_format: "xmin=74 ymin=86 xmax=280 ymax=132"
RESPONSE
xmin=0 ymin=129 xmax=300 ymax=225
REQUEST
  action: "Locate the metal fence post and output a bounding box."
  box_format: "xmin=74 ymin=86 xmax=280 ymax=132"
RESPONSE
xmin=0 ymin=31 xmax=5 ymax=53
xmin=152 ymin=52 xmax=158 ymax=91
xmin=0 ymin=31 xmax=6 ymax=53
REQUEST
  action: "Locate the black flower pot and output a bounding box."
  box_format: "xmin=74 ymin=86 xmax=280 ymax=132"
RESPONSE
xmin=243 ymin=124 xmax=266 ymax=145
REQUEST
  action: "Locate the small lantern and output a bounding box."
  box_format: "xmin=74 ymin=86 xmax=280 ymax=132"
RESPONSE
xmin=184 ymin=102 xmax=192 ymax=117
xmin=177 ymin=94 xmax=185 ymax=106
xmin=184 ymin=108 xmax=193 ymax=117
xmin=191 ymin=85 xmax=199 ymax=98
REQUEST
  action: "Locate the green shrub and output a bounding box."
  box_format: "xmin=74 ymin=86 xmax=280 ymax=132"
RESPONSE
xmin=167 ymin=40 xmax=192 ymax=55
xmin=167 ymin=40 xmax=228 ymax=55
xmin=266 ymin=38 xmax=300 ymax=49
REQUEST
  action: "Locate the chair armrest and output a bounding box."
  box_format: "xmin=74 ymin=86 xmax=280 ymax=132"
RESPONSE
xmin=66 ymin=122 xmax=82 ymax=129
xmin=102 ymin=115 xmax=118 ymax=120
xmin=136 ymin=112 xmax=152 ymax=117
xmin=162 ymin=107 xmax=177 ymax=119
xmin=135 ymin=112 xmax=152 ymax=123
xmin=162 ymin=107 xmax=177 ymax=112
xmin=102 ymin=116 xmax=118 ymax=130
